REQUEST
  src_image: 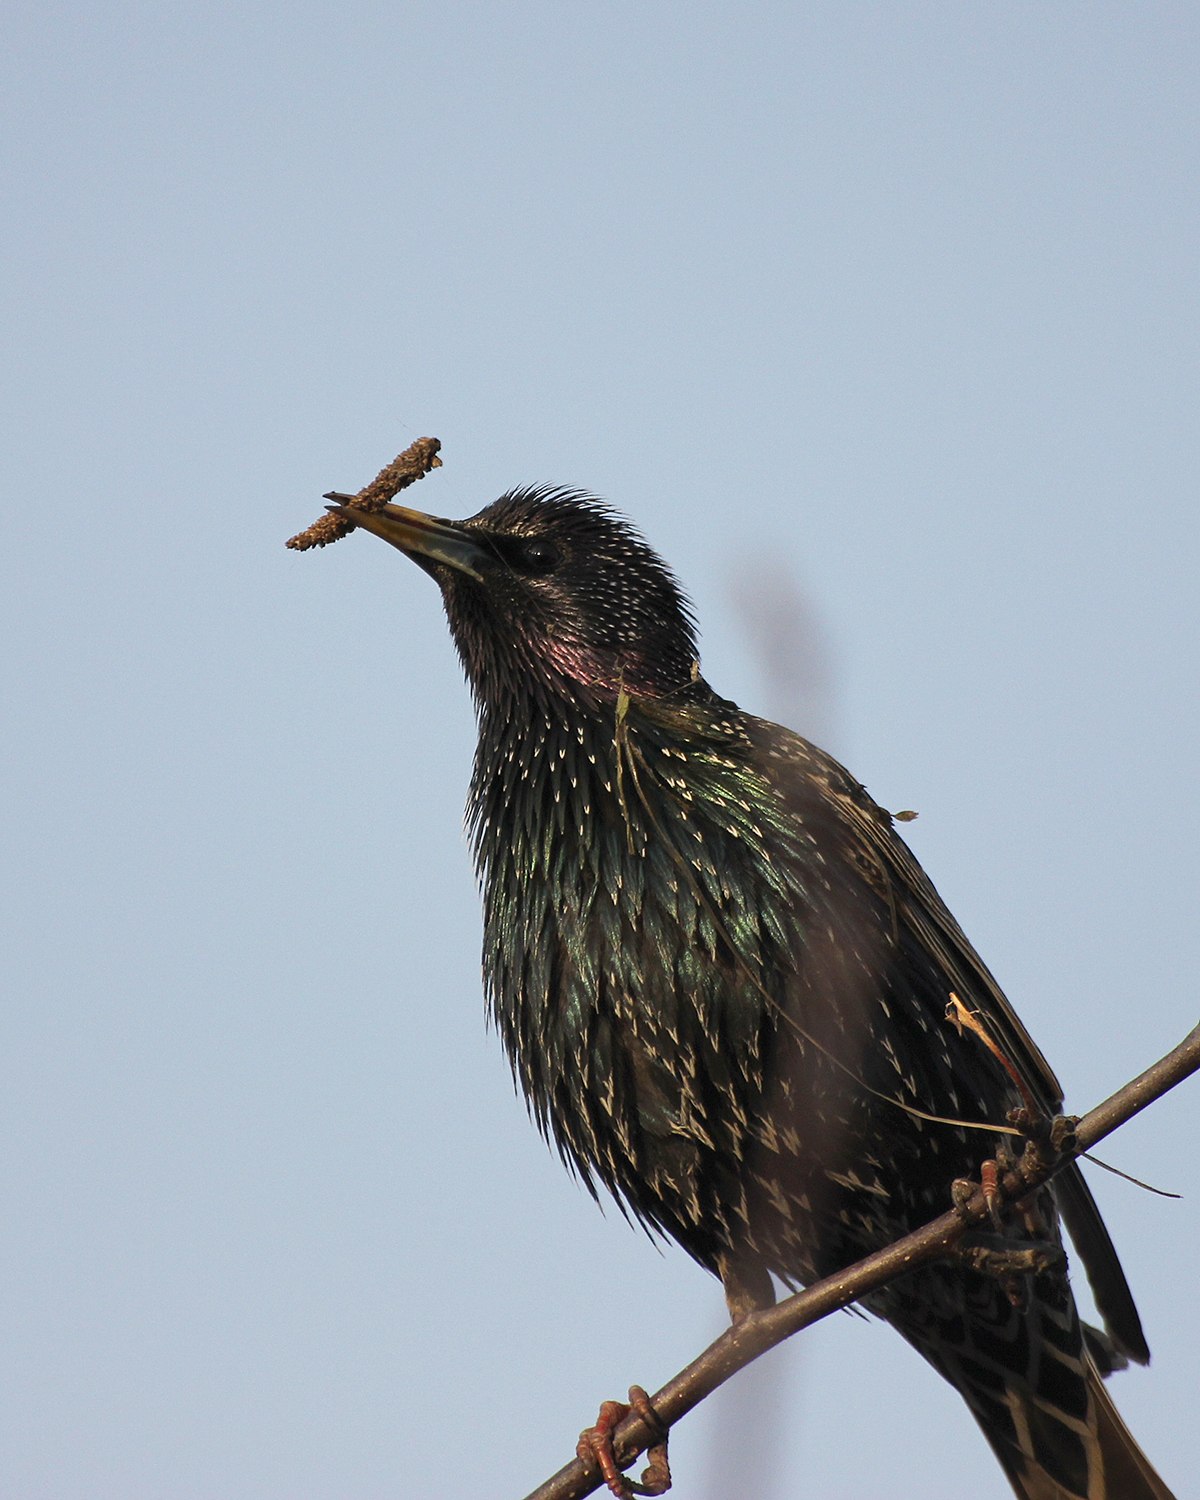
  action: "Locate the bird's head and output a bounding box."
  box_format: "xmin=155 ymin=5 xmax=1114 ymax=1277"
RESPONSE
xmin=333 ymin=486 xmax=700 ymax=708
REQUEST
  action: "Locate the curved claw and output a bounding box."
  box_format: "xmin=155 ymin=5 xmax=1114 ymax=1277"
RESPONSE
xmin=577 ymin=1386 xmax=671 ymax=1498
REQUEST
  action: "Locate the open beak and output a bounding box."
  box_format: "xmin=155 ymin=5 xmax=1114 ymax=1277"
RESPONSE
xmin=324 ymin=497 xmax=490 ymax=582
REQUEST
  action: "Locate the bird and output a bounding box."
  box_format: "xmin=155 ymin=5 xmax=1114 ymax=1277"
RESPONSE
xmin=327 ymin=485 xmax=1175 ymax=1500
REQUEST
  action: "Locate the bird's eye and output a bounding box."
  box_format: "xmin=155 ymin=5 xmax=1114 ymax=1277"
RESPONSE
xmin=517 ymin=538 xmax=559 ymax=574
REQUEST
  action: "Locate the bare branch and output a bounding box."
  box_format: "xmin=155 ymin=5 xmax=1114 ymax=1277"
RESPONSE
xmin=522 ymin=1022 xmax=1200 ymax=1500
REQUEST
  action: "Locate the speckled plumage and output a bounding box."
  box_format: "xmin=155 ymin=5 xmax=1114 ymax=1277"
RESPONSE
xmin=339 ymin=486 xmax=1174 ymax=1500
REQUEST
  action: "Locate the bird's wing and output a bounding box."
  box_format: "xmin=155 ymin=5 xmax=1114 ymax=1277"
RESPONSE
xmin=804 ymin=734 xmax=1150 ymax=1366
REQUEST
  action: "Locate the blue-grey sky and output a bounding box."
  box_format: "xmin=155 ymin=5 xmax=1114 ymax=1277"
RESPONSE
xmin=4 ymin=5 xmax=1197 ymax=1497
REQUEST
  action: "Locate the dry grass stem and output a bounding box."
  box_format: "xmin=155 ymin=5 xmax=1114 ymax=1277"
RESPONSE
xmin=286 ymin=436 xmax=442 ymax=550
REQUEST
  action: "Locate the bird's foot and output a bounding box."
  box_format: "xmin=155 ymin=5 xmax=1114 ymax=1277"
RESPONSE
xmin=959 ymin=1236 xmax=1068 ymax=1305
xmin=1008 ymin=1107 xmax=1079 ymax=1184
xmin=952 ymin=1137 xmax=1023 ymax=1230
xmin=576 ymin=1385 xmax=671 ymax=1498
xmin=952 ymin=1155 xmax=1007 ymax=1228
xmin=980 ymin=1157 xmax=1004 ymax=1228
xmin=954 ymin=1129 xmax=1067 ymax=1302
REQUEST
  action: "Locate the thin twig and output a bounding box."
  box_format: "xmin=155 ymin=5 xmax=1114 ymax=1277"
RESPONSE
xmin=285 ymin=436 xmax=442 ymax=550
xmin=522 ymin=1022 xmax=1200 ymax=1500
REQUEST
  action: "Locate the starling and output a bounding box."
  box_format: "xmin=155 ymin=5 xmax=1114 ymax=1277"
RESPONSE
xmin=329 ymin=486 xmax=1174 ymax=1500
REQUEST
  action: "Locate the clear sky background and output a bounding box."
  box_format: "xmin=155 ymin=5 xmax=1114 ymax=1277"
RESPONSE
xmin=4 ymin=5 xmax=1197 ymax=1498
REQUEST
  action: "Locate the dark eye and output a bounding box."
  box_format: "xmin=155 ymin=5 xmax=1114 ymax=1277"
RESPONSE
xmin=517 ymin=537 xmax=559 ymax=574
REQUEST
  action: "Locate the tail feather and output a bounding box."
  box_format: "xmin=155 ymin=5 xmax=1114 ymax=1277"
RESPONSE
xmin=1057 ymin=1167 xmax=1150 ymax=1366
xmin=887 ymin=1262 xmax=1176 ymax=1500
xmin=960 ymin=1314 xmax=1176 ymax=1500
xmin=979 ymin=1361 xmax=1176 ymax=1500
xmin=1086 ymin=1373 xmax=1176 ymax=1500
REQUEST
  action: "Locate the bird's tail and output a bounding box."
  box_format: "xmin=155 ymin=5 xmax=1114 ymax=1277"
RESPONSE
xmin=970 ymin=1355 xmax=1176 ymax=1500
xmin=889 ymin=1263 xmax=1175 ymax=1500
xmin=928 ymin=1297 xmax=1174 ymax=1499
